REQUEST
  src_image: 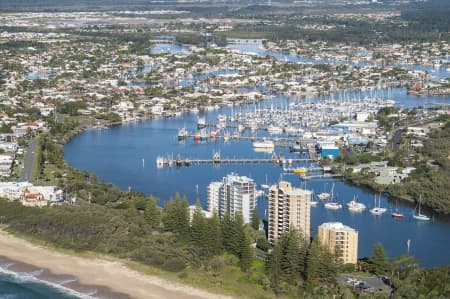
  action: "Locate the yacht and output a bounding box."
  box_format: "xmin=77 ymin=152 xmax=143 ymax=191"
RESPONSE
xmin=156 ymin=156 xmax=164 ymax=168
xmin=369 ymin=195 xmax=387 ymax=215
xmin=413 ymin=195 xmax=431 ymax=221
xmin=391 ymin=200 xmax=404 ymax=219
xmin=317 ymin=182 xmax=330 ymax=200
xmin=347 ymin=195 xmax=366 ymax=212
xmin=267 ymin=125 xmax=283 ymax=134
xmin=177 ymin=127 xmax=188 ymax=140
xmin=253 ymin=140 xmax=275 ymax=149
xmin=391 ymin=212 xmax=404 ymax=219
xmin=217 ymin=114 xmax=227 ymax=123
xmin=317 ymin=192 xmax=330 ymax=200
xmin=324 ymin=202 xmax=342 ymax=210
xmin=370 ymin=207 xmax=387 ymax=216
xmin=324 ymin=184 xmax=341 ymax=210
xmin=197 ymin=116 xmax=206 ymax=129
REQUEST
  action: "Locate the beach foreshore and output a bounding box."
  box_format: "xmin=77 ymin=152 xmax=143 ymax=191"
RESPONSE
xmin=0 ymin=229 xmax=233 ymax=299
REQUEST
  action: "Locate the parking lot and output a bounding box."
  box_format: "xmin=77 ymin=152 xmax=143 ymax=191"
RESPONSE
xmin=339 ymin=274 xmax=392 ymax=294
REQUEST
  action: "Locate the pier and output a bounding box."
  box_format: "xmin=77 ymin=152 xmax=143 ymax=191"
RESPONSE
xmin=156 ymin=153 xmax=316 ymax=168
xmin=183 ymin=133 xmax=315 ymax=145
xmin=299 ymin=174 xmax=343 ymax=180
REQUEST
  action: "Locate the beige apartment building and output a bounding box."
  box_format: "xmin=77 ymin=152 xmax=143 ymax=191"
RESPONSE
xmin=268 ymin=181 xmax=311 ymax=244
xmin=317 ymin=222 xmax=358 ymax=264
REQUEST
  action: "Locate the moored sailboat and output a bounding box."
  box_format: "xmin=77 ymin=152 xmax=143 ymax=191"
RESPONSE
xmin=391 ymin=200 xmax=404 ymax=219
xmin=370 ymin=194 xmax=387 ymax=216
xmin=324 ymin=184 xmax=342 ymax=210
xmin=413 ymin=195 xmax=430 ymax=221
xmin=347 ymin=195 xmax=366 ymax=212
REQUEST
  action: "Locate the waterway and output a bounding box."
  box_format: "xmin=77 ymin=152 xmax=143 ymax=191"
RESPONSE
xmin=226 ymin=41 xmax=450 ymax=81
xmin=64 ymin=43 xmax=450 ymax=268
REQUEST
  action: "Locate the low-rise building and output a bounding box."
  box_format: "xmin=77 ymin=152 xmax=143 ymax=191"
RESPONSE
xmin=0 ymin=182 xmax=64 ymax=206
xmin=374 ymin=167 xmax=412 ymax=185
xmin=21 ymin=188 xmax=48 ymax=207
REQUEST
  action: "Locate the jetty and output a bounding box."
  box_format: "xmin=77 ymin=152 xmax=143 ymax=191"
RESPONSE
xmin=299 ymin=174 xmax=343 ymax=180
xmin=156 ymin=152 xmax=317 ymax=168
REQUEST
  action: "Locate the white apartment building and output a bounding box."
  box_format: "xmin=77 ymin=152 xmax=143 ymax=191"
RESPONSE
xmin=207 ymin=173 xmax=256 ymax=224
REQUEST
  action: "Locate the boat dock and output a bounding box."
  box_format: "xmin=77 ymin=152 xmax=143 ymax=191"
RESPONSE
xmin=283 ymin=166 xmax=323 ymax=173
xmin=156 ymin=153 xmax=316 ymax=168
xmin=184 ymin=133 xmax=314 ymax=147
xmin=300 ymin=174 xmax=343 ymax=180
xmin=306 ymin=144 xmax=318 ymax=160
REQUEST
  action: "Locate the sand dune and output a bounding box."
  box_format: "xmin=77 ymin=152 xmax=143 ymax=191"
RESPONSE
xmin=0 ymin=229 xmax=233 ymax=299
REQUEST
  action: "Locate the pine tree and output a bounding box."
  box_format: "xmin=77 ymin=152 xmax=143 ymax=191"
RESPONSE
xmin=163 ymin=193 xmax=189 ymax=239
xmin=176 ymin=195 xmax=190 ymax=239
xmin=371 ymin=242 xmax=389 ymax=274
xmin=317 ymin=243 xmax=337 ymax=281
xmin=222 ymin=212 xmax=242 ymax=256
xmin=239 ymin=233 xmax=253 ymax=272
xmin=221 ymin=212 xmax=233 ymax=253
xmin=144 ymin=197 xmax=160 ymax=228
xmin=298 ymin=232 xmax=309 ymax=279
xmin=234 ymin=212 xmax=245 ymax=257
xmin=190 ymin=201 xmax=206 ymax=247
xmin=306 ymin=239 xmax=320 ymax=282
xmin=282 ymin=229 xmax=302 ymax=283
xmin=251 ymin=207 xmax=259 ymax=231
xmin=268 ymin=238 xmax=283 ymax=292
xmin=206 ymin=211 xmax=222 ymax=254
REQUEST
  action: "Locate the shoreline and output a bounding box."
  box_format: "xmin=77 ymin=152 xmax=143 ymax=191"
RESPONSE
xmin=336 ymin=173 xmax=450 ymax=217
xmin=63 ymin=110 xmax=448 ymax=217
xmin=0 ymin=229 xmax=233 ymax=299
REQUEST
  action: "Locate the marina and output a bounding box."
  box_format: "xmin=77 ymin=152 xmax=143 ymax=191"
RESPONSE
xmin=65 ymin=87 xmax=450 ymax=267
xmin=2 ymin=6 xmax=450 ymax=297
xmin=63 ymin=41 xmax=450 ymax=267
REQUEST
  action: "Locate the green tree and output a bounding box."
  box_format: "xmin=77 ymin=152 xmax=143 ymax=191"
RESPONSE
xmin=221 ymin=212 xmax=240 ymax=256
xmin=0 ymin=123 xmax=12 ymax=134
xmin=144 ymin=197 xmax=160 ymax=228
xmin=205 ymin=211 xmax=222 ymax=254
xmin=268 ymin=238 xmax=283 ymax=293
xmin=190 ymin=201 xmax=206 ymax=247
xmin=256 ymin=237 xmax=269 ymax=252
xmin=371 ymin=243 xmax=389 ymax=274
xmin=163 ymin=194 xmax=189 ymax=238
xmin=280 ymin=229 xmax=302 ymax=283
xmin=251 ymin=208 xmax=259 ymax=231
xmin=239 ymin=233 xmax=253 ymax=272
xmin=306 ymin=239 xmax=320 ymax=282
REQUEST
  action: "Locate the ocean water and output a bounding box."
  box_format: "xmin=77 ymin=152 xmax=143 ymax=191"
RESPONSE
xmin=0 ymin=272 xmax=81 ymax=299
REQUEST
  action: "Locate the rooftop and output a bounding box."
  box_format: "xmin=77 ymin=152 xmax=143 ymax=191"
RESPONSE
xmin=319 ymin=222 xmax=357 ymax=233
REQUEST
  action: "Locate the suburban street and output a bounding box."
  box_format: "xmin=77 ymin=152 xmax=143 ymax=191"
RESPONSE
xmin=392 ymin=129 xmax=404 ymax=151
xmin=18 ymin=138 xmax=38 ymax=182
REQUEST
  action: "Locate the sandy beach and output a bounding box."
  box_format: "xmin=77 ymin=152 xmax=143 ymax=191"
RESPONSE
xmin=0 ymin=229 xmax=233 ymax=299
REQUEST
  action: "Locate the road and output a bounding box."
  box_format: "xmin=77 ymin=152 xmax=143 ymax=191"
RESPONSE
xmin=18 ymin=138 xmax=38 ymax=182
xmin=391 ymin=115 xmax=438 ymax=152
xmin=392 ymin=128 xmax=404 ymax=151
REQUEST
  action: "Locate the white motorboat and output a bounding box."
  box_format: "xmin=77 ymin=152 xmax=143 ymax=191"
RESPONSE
xmin=253 ymin=140 xmax=275 ymax=149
